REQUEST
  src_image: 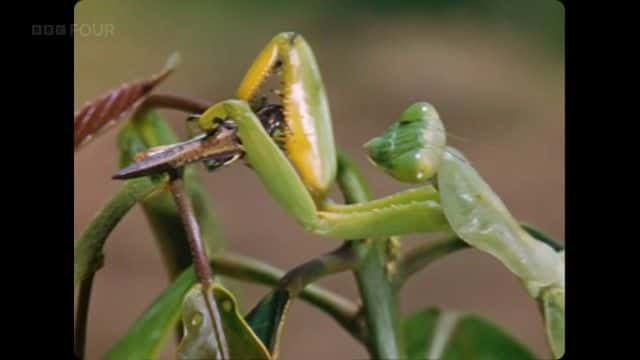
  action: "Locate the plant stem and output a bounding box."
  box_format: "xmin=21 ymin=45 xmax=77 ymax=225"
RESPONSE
xmin=168 ymin=172 xmax=229 ymax=359
xmin=208 ymin=252 xmax=364 ymax=342
xmin=74 ymin=257 xmax=99 ymax=359
xmin=352 ymin=239 xmax=405 ymax=358
xmin=168 ymin=173 xmax=213 ymax=284
xmin=274 ymin=242 xmax=364 ymax=345
xmin=336 ymin=150 xmax=406 ymax=359
xmin=398 ymin=235 xmax=469 ymax=286
xmin=135 ymin=93 xmax=209 ymax=119
xmin=278 ymin=242 xmax=359 ymax=296
xmin=75 ymin=178 xmax=162 ymax=287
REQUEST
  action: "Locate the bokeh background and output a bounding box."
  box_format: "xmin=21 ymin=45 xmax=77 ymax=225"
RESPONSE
xmin=74 ymin=1 xmax=564 ymax=359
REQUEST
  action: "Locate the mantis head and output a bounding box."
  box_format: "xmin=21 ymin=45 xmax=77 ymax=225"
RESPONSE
xmin=365 ymin=102 xmax=446 ymax=184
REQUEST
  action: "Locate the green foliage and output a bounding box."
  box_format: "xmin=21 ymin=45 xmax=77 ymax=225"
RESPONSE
xmin=177 ymin=284 xmax=271 ymax=359
xmin=404 ymin=308 xmax=536 ymax=360
xmin=105 ymin=267 xmax=198 ymax=359
xmin=106 ymin=269 xmax=271 ymax=360
xmin=75 ymin=29 xmax=563 ymax=359
xmin=336 ymin=153 xmax=406 ymax=359
xmin=244 ymin=289 xmax=290 ymax=354
xmin=74 ymin=177 xmax=160 ymax=287
xmin=75 ymin=114 xmax=564 ymax=359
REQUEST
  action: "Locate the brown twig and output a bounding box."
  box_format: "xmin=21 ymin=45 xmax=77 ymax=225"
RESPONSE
xmin=168 ymin=171 xmax=229 ymax=359
xmin=133 ymin=93 xmax=209 ymax=118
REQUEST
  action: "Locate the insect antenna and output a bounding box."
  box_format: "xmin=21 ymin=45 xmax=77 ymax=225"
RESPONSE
xmin=443 ymin=128 xmax=506 ymax=154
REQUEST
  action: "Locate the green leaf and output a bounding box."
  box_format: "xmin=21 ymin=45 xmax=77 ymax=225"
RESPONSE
xmin=521 ymin=223 xmax=564 ymax=251
xmin=244 ymin=289 xmax=291 ymax=354
xmin=74 ymin=177 xmax=161 ymax=287
xmin=117 ymin=110 xmax=227 ymax=279
xmin=106 ymin=268 xmax=270 ymax=360
xmin=404 ymin=308 xmax=536 ymax=360
xmin=177 ymin=284 xmax=271 ymax=360
xmin=105 ymin=267 xmax=198 ymax=359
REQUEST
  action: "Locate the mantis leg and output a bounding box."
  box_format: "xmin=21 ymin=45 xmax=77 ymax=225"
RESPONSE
xmin=322 ymin=186 xmax=440 ymax=213
xmin=185 ymin=114 xmax=223 ymax=171
xmin=202 ymin=100 xmax=319 ymax=229
xmin=200 ymin=100 xmax=450 ymax=240
xmin=233 ymin=32 xmax=337 ymax=199
xmin=316 ymin=200 xmax=449 ymax=239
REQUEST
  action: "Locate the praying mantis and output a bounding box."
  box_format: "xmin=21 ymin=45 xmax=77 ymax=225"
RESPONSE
xmin=78 ymin=32 xmax=564 ymax=358
xmin=115 ymin=31 xmax=563 ymax=289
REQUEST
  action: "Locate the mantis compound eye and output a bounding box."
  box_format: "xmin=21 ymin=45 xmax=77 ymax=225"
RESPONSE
xmin=398 ymin=102 xmax=440 ymax=124
xmin=364 ymin=102 xmax=447 ymax=184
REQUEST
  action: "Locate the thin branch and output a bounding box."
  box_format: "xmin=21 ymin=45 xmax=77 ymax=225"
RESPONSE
xmin=168 ymin=173 xmax=229 ymax=359
xmin=398 ymin=235 xmax=469 ymax=286
xmin=74 ymin=255 xmax=102 ymax=359
xmin=75 ymin=178 xmax=162 ymax=287
xmin=208 ymin=252 xmax=364 ymax=342
xmin=335 ymin=149 xmax=404 ymax=359
xmin=168 ymin=173 xmax=213 ymax=284
xmin=278 ymin=241 xmax=359 ymax=296
xmin=134 ymin=93 xmax=209 ymax=120
xmin=273 ymin=241 xmax=365 ymax=343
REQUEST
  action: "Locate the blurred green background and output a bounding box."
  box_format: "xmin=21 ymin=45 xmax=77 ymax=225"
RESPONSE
xmin=75 ymin=0 xmax=564 ymax=359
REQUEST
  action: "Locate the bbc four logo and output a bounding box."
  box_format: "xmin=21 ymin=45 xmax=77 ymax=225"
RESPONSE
xmin=32 ymin=24 xmax=115 ymax=37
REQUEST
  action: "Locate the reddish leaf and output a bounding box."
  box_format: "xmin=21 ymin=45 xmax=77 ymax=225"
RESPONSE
xmin=74 ymin=53 xmax=180 ymax=150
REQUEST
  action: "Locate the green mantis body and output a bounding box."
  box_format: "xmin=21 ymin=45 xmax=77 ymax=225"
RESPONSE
xmin=114 ymin=32 xmax=564 ymax=358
